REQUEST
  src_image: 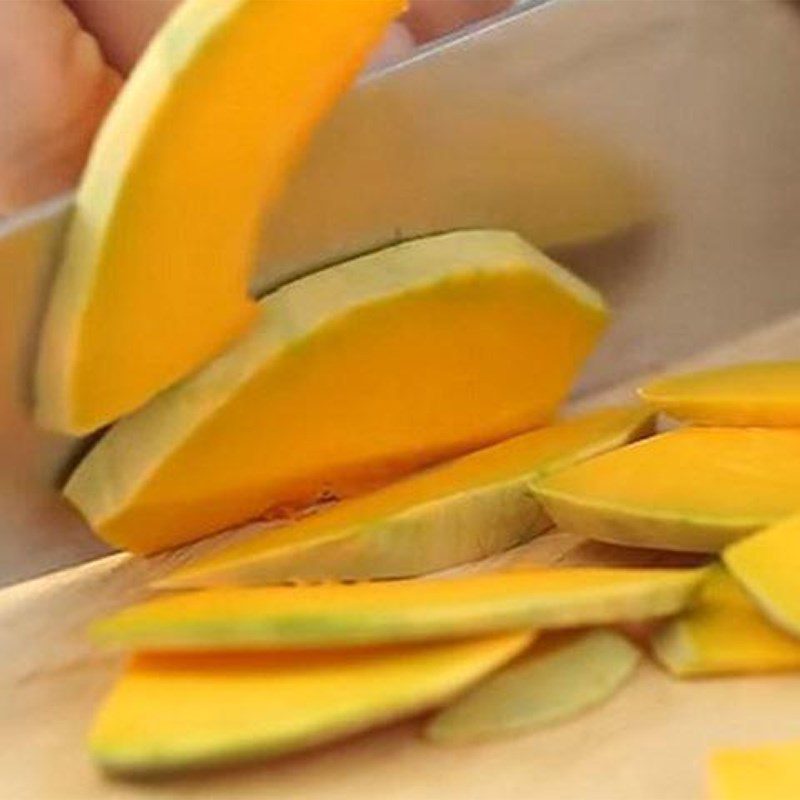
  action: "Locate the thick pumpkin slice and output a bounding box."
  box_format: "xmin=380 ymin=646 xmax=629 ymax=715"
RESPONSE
xmin=160 ymin=406 xmax=653 ymax=588
xmin=91 ymin=566 xmax=704 ymax=650
xmin=89 ymin=632 xmax=531 ymax=775
xmin=66 ymin=231 xmax=606 ymax=554
xmin=640 ymin=361 xmax=800 ymax=426
xmin=425 ymin=629 xmax=640 ymax=743
xmin=533 ymin=428 xmax=800 ymax=552
xmin=724 ymin=513 xmax=800 ymax=639
xmin=651 ymin=566 xmax=800 ymax=677
xmin=709 ymin=741 xmax=800 ymax=800
xmin=36 ymin=0 xmax=404 ymax=435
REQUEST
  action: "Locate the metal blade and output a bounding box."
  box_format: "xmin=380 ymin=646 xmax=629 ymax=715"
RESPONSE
xmin=3 ymin=0 xmax=800 ymax=583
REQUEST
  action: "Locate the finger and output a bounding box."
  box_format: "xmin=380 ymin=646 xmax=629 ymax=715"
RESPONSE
xmin=367 ymin=21 xmax=416 ymax=70
xmin=404 ymin=0 xmax=511 ymax=43
xmin=66 ymin=0 xmax=179 ymax=74
xmin=0 ymin=0 xmax=120 ymax=213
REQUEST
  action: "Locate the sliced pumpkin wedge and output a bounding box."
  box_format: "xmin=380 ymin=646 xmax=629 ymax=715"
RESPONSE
xmin=533 ymin=428 xmax=800 ymax=552
xmin=425 ymin=628 xmax=640 ymax=743
xmin=36 ymin=0 xmax=404 ymax=434
xmin=651 ymin=565 xmax=800 ymax=677
xmin=724 ymin=513 xmax=800 ymax=639
xmin=91 ymin=567 xmax=705 ymax=650
xmin=89 ymin=632 xmax=531 ymax=775
xmin=65 ymin=230 xmax=607 ymax=554
xmin=709 ymin=740 xmax=800 ymax=800
xmin=160 ymin=406 xmax=653 ymax=588
xmin=640 ymin=361 xmax=800 ymax=426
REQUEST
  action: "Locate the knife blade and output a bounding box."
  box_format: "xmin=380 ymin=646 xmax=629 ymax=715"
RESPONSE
xmin=3 ymin=0 xmax=800 ymax=583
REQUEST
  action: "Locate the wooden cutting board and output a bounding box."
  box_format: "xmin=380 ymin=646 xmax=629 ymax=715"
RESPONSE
xmin=3 ymin=313 xmax=800 ymax=800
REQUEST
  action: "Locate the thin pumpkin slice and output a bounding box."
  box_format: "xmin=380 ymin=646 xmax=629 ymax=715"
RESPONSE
xmin=91 ymin=566 xmax=705 ymax=650
xmin=65 ymin=230 xmax=607 ymax=554
xmin=709 ymin=740 xmax=800 ymax=800
xmin=425 ymin=628 xmax=640 ymax=743
xmin=651 ymin=565 xmax=800 ymax=677
xmin=640 ymin=361 xmax=800 ymax=426
xmin=89 ymin=632 xmax=532 ymax=776
xmin=533 ymin=428 xmax=800 ymax=552
xmin=36 ymin=0 xmax=404 ymax=434
xmin=724 ymin=513 xmax=800 ymax=639
xmin=159 ymin=406 xmax=654 ymax=589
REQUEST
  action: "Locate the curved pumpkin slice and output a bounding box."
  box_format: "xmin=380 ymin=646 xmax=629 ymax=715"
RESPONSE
xmin=36 ymin=0 xmax=404 ymax=434
xmin=89 ymin=632 xmax=531 ymax=776
xmin=90 ymin=566 xmax=704 ymax=650
xmin=709 ymin=741 xmax=800 ymax=800
xmin=425 ymin=629 xmax=640 ymax=743
xmin=651 ymin=565 xmax=800 ymax=677
xmin=724 ymin=513 xmax=800 ymax=639
xmin=160 ymin=406 xmax=654 ymax=588
xmin=640 ymin=361 xmax=800 ymax=426
xmin=533 ymin=428 xmax=800 ymax=553
xmin=65 ymin=230 xmax=607 ymax=554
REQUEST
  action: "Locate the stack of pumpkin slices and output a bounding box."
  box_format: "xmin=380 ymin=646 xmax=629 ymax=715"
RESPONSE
xmin=64 ymin=212 xmax=671 ymax=773
xmin=31 ymin=0 xmax=800 ymax=795
xmin=82 ymin=358 xmax=800 ymax=797
xmin=531 ymin=361 xmax=800 ymax=799
xmin=89 ymin=566 xmax=703 ymax=774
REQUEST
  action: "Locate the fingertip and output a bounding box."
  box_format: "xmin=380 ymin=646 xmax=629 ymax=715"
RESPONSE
xmin=367 ymin=21 xmax=416 ymax=70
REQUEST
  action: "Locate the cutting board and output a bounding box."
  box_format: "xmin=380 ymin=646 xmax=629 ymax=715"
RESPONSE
xmin=3 ymin=313 xmax=800 ymax=800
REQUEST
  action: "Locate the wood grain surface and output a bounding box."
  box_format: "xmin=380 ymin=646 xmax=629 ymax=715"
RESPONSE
xmin=2 ymin=312 xmax=799 ymax=800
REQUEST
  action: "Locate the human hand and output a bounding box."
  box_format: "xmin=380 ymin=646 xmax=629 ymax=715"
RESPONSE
xmin=0 ymin=0 xmax=509 ymax=214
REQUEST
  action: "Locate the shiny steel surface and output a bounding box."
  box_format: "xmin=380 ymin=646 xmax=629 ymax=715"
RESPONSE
xmin=2 ymin=0 xmax=800 ymax=583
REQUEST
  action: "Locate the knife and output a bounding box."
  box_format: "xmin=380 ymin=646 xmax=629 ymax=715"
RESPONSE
xmin=3 ymin=0 xmax=800 ymax=584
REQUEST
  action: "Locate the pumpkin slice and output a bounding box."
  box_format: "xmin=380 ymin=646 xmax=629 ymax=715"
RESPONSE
xmin=533 ymin=428 xmax=800 ymax=553
xmin=91 ymin=566 xmax=704 ymax=650
xmin=65 ymin=230 xmax=606 ymax=554
xmin=724 ymin=513 xmax=800 ymax=639
xmin=425 ymin=629 xmax=640 ymax=743
xmin=709 ymin=741 xmax=800 ymax=800
xmin=36 ymin=0 xmax=404 ymax=435
xmin=89 ymin=632 xmax=531 ymax=776
xmin=651 ymin=565 xmax=800 ymax=677
xmin=640 ymin=361 xmax=800 ymax=426
xmin=160 ymin=406 xmax=653 ymax=588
